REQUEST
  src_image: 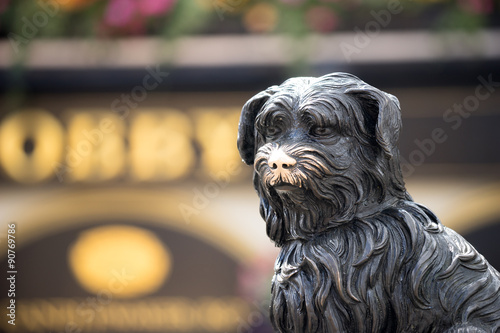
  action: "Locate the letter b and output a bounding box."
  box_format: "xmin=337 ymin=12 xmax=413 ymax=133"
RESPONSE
xmin=83 ymin=128 xmax=103 ymax=145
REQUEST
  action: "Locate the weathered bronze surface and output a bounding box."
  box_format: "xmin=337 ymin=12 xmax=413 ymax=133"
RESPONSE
xmin=237 ymin=73 xmax=500 ymax=332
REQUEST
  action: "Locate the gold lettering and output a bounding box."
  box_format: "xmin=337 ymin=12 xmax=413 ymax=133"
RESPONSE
xmin=12 ymin=297 xmax=250 ymax=332
xmin=0 ymin=107 xmax=254 ymax=184
xmin=17 ymin=299 xmax=75 ymax=332
xmin=65 ymin=110 xmax=125 ymax=182
xmin=161 ymin=298 xmax=193 ymax=330
xmin=129 ymin=109 xmax=195 ymax=181
xmin=0 ymin=109 xmax=64 ymax=183
xmin=193 ymin=108 xmax=245 ymax=181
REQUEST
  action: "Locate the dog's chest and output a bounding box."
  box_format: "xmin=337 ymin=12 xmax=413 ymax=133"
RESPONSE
xmin=273 ymin=231 xmax=363 ymax=285
xmin=270 ymin=229 xmax=407 ymax=332
xmin=272 ymin=236 xmax=353 ymax=295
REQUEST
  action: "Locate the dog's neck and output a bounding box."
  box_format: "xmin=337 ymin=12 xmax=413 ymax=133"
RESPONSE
xmin=319 ymin=195 xmax=402 ymax=230
xmin=280 ymin=195 xmax=403 ymax=244
xmin=354 ymin=195 xmax=400 ymax=220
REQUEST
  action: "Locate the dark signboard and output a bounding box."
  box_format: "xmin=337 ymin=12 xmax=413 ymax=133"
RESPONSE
xmin=0 ymin=220 xmax=252 ymax=333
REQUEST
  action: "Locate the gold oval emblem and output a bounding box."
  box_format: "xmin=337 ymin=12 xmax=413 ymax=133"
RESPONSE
xmin=68 ymin=225 xmax=171 ymax=298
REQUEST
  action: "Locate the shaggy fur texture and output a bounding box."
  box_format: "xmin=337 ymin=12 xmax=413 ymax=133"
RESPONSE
xmin=238 ymin=73 xmax=500 ymax=333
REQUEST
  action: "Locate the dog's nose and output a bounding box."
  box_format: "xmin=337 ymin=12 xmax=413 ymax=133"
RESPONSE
xmin=268 ymin=149 xmax=297 ymax=172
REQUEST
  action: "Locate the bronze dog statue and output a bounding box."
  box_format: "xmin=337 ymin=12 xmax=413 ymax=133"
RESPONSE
xmin=237 ymin=73 xmax=500 ymax=332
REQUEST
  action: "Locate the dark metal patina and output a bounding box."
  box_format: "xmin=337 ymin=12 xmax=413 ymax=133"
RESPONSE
xmin=238 ymin=73 xmax=500 ymax=333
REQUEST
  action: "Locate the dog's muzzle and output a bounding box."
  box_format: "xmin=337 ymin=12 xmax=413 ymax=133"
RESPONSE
xmin=267 ymin=147 xmax=299 ymax=191
xmin=256 ymin=142 xmax=332 ymax=193
xmin=269 ymin=148 xmax=297 ymax=172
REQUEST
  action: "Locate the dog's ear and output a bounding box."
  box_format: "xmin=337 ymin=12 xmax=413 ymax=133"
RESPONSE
xmin=237 ymin=87 xmax=277 ymax=165
xmin=347 ymin=87 xmax=402 ymax=159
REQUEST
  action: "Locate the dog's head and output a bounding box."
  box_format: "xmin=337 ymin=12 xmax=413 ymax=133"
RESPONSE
xmin=238 ymin=72 xmax=410 ymax=245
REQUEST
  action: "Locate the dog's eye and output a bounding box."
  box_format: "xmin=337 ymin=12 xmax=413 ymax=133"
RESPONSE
xmin=266 ymin=126 xmax=281 ymax=137
xmin=310 ymin=126 xmax=335 ymax=137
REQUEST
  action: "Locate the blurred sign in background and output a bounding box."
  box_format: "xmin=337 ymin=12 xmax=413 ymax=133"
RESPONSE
xmin=0 ymin=0 xmax=500 ymax=332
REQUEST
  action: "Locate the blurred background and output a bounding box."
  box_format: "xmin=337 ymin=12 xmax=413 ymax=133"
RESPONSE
xmin=0 ymin=0 xmax=499 ymax=332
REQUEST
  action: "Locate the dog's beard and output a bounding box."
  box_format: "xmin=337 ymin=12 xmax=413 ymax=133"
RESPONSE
xmin=255 ymin=143 xmax=363 ymax=245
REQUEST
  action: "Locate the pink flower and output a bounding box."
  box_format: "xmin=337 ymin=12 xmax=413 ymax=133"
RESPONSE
xmin=104 ymin=0 xmax=137 ymax=27
xmin=103 ymin=0 xmax=176 ymax=28
xmin=138 ymin=0 xmax=176 ymax=16
xmin=459 ymin=0 xmax=494 ymax=14
xmin=306 ymin=6 xmax=338 ymax=33
xmin=0 ymin=0 xmax=9 ymax=13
